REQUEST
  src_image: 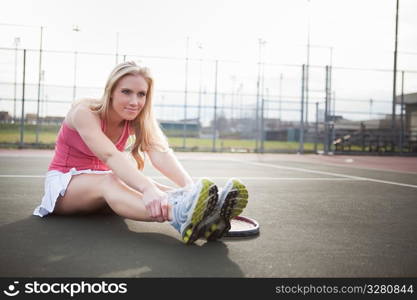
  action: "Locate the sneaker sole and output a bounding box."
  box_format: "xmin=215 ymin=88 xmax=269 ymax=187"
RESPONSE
xmin=204 ymin=179 xmax=248 ymax=241
xmin=181 ymin=179 xmax=218 ymax=245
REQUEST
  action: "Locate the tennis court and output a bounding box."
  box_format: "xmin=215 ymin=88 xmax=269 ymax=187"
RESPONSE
xmin=0 ymin=150 xmax=416 ymax=277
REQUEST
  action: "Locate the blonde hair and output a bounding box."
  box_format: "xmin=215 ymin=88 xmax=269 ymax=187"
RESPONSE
xmin=90 ymin=61 xmax=169 ymax=170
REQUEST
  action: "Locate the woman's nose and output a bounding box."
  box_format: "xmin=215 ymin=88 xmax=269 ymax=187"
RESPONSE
xmin=129 ymin=97 xmax=140 ymax=105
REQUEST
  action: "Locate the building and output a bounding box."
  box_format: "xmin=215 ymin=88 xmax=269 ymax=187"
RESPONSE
xmin=0 ymin=111 xmax=12 ymax=123
xmin=159 ymin=119 xmax=201 ymax=137
xmin=395 ymin=92 xmax=417 ymax=142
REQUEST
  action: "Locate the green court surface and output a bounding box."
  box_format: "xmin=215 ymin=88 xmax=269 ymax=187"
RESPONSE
xmin=0 ymin=151 xmax=416 ymax=277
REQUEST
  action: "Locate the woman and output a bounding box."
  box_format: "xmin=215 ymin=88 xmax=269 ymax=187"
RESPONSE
xmin=33 ymin=61 xmax=248 ymax=245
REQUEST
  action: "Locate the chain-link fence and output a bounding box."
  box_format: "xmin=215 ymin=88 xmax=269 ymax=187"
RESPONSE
xmin=1 ymin=46 xmax=416 ymax=154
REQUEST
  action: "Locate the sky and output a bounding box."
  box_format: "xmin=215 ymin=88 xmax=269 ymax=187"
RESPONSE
xmin=1 ymin=0 xmax=417 ymax=122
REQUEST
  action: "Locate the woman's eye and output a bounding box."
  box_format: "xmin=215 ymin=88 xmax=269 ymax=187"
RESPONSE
xmin=122 ymin=90 xmax=130 ymax=94
xmin=139 ymin=92 xmax=146 ymax=97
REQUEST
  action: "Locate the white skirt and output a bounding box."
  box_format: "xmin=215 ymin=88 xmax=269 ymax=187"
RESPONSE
xmin=33 ymin=168 xmax=112 ymax=217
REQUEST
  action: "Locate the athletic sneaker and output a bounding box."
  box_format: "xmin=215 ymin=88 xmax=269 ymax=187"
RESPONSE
xmin=167 ymin=178 xmax=218 ymax=244
xmin=198 ymin=178 xmax=248 ymax=241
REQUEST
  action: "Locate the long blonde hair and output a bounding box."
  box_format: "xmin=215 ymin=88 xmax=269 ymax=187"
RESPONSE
xmin=90 ymin=61 xmax=169 ymax=170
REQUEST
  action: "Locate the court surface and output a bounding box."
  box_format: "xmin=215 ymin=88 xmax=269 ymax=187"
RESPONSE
xmin=1 ymin=150 xmax=416 ymax=277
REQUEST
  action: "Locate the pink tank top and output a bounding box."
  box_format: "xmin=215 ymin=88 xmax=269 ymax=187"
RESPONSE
xmin=48 ymin=118 xmax=131 ymax=172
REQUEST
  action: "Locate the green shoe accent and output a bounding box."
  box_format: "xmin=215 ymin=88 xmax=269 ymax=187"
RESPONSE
xmin=180 ymin=179 xmax=218 ymax=245
xmin=204 ymin=178 xmax=249 ymax=241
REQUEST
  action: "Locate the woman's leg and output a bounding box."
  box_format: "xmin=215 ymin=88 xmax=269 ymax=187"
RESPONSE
xmin=53 ymin=173 xmax=156 ymax=221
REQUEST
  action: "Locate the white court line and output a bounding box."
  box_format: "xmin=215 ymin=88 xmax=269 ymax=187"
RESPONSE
xmin=233 ymin=160 xmax=417 ymax=189
xmin=309 ymin=161 xmax=417 ymax=175
xmin=158 ymin=177 xmax=359 ymax=181
xmin=0 ymin=174 xmax=359 ymax=181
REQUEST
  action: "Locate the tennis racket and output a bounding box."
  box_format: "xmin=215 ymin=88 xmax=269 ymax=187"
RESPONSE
xmin=224 ymin=215 xmax=260 ymax=237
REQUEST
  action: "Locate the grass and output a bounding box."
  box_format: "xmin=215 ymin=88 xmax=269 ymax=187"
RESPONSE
xmin=0 ymin=124 xmax=59 ymax=144
xmin=169 ymin=137 xmax=325 ymax=151
xmin=0 ymin=123 xmax=326 ymax=152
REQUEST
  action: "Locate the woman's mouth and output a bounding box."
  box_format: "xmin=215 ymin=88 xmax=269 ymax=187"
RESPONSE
xmin=124 ymin=108 xmax=138 ymax=113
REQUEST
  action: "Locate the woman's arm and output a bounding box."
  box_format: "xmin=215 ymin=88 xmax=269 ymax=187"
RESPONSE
xmin=150 ymin=178 xmax=175 ymax=192
xmin=146 ymin=149 xmax=194 ymax=188
xmin=71 ymin=105 xmax=153 ymax=192
xmin=70 ymin=105 xmax=170 ymax=220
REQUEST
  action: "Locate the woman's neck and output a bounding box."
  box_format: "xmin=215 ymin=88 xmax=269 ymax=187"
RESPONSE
xmin=106 ymin=108 xmax=125 ymax=128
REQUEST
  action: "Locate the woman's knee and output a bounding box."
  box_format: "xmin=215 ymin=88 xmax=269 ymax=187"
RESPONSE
xmin=54 ymin=174 xmax=109 ymax=215
xmin=100 ymin=173 xmax=125 ymax=199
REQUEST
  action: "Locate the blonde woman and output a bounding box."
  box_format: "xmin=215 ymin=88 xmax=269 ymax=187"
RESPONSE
xmin=33 ymin=61 xmax=248 ymax=244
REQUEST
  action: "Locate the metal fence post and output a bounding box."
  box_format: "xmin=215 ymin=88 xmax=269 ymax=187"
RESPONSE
xmin=255 ymin=68 xmax=260 ymax=152
xmin=391 ymin=0 xmax=399 ymax=153
xmin=72 ymin=51 xmax=78 ymax=101
xmin=330 ymin=67 xmax=335 ymax=153
xmin=35 ymin=26 xmax=44 ymax=144
xmin=299 ymin=64 xmax=305 ymax=154
xmin=115 ymin=32 xmax=119 ymax=65
xmin=260 ymin=98 xmax=265 ymax=152
xmin=400 ymin=70 xmax=404 ymax=154
xmin=19 ymin=49 xmax=26 ymax=148
xmin=314 ymin=101 xmax=319 ymax=153
xmin=324 ymin=65 xmax=330 ymax=155
xmin=13 ymin=38 xmax=20 ymax=123
xmin=212 ymin=60 xmax=218 ymax=152
xmin=182 ymin=37 xmax=189 ymax=149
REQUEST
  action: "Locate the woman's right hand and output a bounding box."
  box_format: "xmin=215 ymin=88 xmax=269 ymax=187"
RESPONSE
xmin=142 ymin=185 xmax=172 ymax=222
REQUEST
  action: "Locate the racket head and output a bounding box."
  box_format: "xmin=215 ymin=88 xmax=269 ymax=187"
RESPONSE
xmin=224 ymin=216 xmax=260 ymax=237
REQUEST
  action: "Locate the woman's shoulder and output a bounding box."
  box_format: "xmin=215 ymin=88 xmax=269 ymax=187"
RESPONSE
xmin=70 ymin=98 xmax=100 ymax=109
xmin=66 ymin=98 xmax=101 ymax=129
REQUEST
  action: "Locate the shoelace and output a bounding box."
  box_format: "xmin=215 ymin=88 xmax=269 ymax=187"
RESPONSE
xmin=167 ymin=187 xmax=189 ymax=205
xmin=167 ymin=185 xmax=195 ymax=231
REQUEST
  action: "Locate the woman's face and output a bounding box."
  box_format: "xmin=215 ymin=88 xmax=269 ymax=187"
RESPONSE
xmin=110 ymin=74 xmax=149 ymax=121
